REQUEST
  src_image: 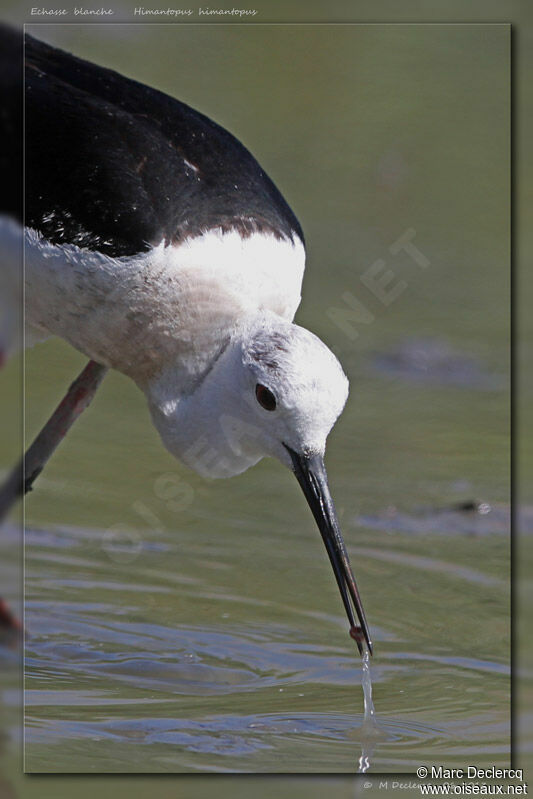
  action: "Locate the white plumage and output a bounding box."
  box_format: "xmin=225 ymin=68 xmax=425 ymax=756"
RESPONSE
xmin=0 ymin=28 xmax=373 ymax=653
xmin=17 ymin=222 xmax=348 ymax=480
xmin=23 ymin=226 xmax=305 ymax=385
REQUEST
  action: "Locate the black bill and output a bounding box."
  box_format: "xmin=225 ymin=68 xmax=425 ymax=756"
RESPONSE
xmin=284 ymin=445 xmax=372 ymax=655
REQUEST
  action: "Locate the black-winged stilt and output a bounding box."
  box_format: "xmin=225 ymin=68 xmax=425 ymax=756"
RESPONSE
xmin=0 ymin=29 xmax=372 ymax=654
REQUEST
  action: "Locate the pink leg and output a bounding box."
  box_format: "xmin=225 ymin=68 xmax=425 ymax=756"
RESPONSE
xmin=0 ymin=597 xmax=21 ymax=643
xmin=0 ymin=359 xmax=107 ymax=637
xmin=0 ymin=359 xmax=108 ymax=521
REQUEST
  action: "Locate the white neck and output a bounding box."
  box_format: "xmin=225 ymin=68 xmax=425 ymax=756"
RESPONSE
xmin=146 ymin=331 xmax=266 ymax=478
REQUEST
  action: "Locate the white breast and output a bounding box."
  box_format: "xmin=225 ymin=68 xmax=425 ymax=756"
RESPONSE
xmin=21 ymin=225 xmax=306 ymax=386
xmin=165 ymin=228 xmax=305 ymax=322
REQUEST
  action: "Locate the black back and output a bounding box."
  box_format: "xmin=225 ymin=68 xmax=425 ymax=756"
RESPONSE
xmin=0 ymin=25 xmax=23 ymax=222
xmin=23 ymin=32 xmax=303 ymax=257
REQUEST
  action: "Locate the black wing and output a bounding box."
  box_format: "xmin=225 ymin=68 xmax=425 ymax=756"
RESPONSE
xmin=0 ymin=25 xmax=22 ymax=223
xmin=24 ymin=32 xmax=303 ymax=257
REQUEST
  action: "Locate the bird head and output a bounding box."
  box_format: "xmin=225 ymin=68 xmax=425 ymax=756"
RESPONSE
xmin=148 ymin=314 xmax=346 ymax=474
xmin=147 ymin=311 xmax=372 ymax=653
xmin=235 ymin=315 xmax=350 ymax=465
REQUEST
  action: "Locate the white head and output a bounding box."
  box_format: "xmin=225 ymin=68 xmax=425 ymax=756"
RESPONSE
xmin=147 ymin=312 xmax=349 ymax=479
xmin=146 ymin=311 xmax=371 ymax=653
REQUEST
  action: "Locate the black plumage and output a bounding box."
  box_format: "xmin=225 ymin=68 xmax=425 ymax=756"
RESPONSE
xmin=0 ymin=25 xmax=23 ymax=223
xmin=22 ymin=32 xmax=303 ymax=257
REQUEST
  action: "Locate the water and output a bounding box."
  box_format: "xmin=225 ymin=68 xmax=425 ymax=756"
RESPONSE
xmin=361 ymin=650 xmax=375 ymax=724
xmin=20 ymin=486 xmax=510 ymax=772
xmin=1 ymin=23 xmax=510 ymax=775
xmin=357 ymin=649 xmax=380 ymax=774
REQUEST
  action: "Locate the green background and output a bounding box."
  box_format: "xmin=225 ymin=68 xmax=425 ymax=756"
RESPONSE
xmin=0 ymin=0 xmax=525 ymax=795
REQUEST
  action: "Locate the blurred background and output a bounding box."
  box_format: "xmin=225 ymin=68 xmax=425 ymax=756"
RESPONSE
xmin=0 ymin=0 xmax=525 ymax=795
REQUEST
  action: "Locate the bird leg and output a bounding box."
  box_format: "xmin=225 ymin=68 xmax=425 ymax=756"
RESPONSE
xmin=0 ymin=597 xmax=21 ymax=643
xmin=0 ymin=359 xmax=108 ymax=522
xmin=0 ymin=359 xmax=107 ymax=638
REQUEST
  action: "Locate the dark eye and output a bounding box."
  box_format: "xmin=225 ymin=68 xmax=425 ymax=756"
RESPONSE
xmin=255 ymin=384 xmax=277 ymax=411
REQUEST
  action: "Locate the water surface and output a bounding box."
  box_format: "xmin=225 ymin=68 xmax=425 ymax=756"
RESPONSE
xmin=0 ymin=22 xmax=511 ymax=773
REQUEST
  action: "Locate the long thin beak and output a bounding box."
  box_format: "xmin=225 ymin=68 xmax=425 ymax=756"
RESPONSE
xmin=284 ymin=445 xmax=372 ymax=656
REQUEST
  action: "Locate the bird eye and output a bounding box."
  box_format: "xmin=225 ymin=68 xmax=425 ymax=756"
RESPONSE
xmin=255 ymin=384 xmax=277 ymax=411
